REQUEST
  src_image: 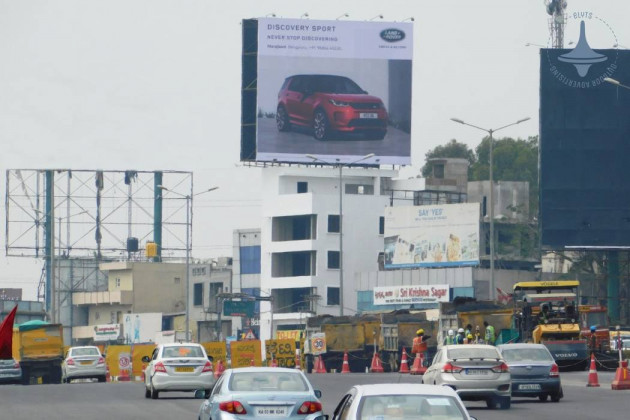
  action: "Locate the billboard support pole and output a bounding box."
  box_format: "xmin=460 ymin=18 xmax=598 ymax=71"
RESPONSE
xmin=338 ymin=162 xmax=344 ymax=316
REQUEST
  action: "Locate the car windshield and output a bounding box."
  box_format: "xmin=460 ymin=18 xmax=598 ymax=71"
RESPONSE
xmin=162 ymin=346 xmax=204 ymax=358
xmin=71 ymin=348 xmax=99 ymax=356
xmin=501 ymin=347 xmax=554 ymax=362
xmin=229 ymin=372 xmax=309 ymax=392
xmin=447 ymin=347 xmax=500 ymax=360
xmin=309 ymin=76 xmax=364 ymax=94
xmin=358 ymin=395 xmax=465 ymax=420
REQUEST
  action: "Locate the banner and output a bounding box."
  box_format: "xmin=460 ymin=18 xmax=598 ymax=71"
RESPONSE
xmin=373 ymin=285 xmax=450 ymax=305
xmin=265 ymin=339 xmax=297 ymax=368
xmin=93 ymin=324 xmax=121 ymax=342
xmin=230 ymin=340 xmax=262 ymax=368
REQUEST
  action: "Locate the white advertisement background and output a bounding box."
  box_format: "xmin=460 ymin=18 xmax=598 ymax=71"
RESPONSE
xmin=373 ymin=285 xmax=450 ymax=305
xmin=123 ymin=313 xmax=162 ymax=344
xmin=384 ymin=203 xmax=480 ymax=268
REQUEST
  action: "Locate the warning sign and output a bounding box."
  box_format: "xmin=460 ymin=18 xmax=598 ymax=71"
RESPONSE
xmin=231 ymin=340 xmax=262 ymax=368
xmin=118 ymin=352 xmax=131 ymax=370
xmin=244 ymin=329 xmax=256 ymax=340
xmin=265 ymin=339 xmax=296 ymax=368
xmin=310 ymin=333 xmax=327 ymax=355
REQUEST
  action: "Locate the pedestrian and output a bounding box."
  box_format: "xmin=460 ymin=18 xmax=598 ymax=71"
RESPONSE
xmin=455 ymin=328 xmax=465 ymax=345
xmin=443 ymin=329 xmax=455 ymax=346
xmin=464 ymin=324 xmax=472 ymax=337
xmin=474 ymin=325 xmax=483 ymax=344
xmin=484 ymin=321 xmax=495 ymax=345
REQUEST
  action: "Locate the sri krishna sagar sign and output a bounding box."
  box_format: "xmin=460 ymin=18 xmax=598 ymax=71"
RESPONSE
xmin=373 ymin=285 xmax=449 ymax=305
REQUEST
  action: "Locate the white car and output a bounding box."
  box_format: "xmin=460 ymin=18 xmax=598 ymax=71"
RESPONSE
xmin=331 ymin=383 xmax=476 ymax=420
xmin=143 ymin=343 xmax=215 ymax=399
xmin=62 ymin=346 xmax=107 ymax=383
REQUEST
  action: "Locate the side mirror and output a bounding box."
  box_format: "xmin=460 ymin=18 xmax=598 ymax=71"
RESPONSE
xmin=208 ymin=355 xmax=214 ymax=362
xmin=194 ymin=389 xmax=206 ymax=399
xmin=141 ymin=356 xmax=151 ymax=363
xmin=314 ymin=390 xmax=322 ymax=398
xmin=470 ymin=417 xmax=478 ymax=420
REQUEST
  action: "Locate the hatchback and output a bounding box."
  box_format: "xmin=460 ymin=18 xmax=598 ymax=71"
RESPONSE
xmin=143 ymin=343 xmax=214 ymax=399
xmin=0 ymin=358 xmax=22 ymax=384
xmin=497 ymin=343 xmax=563 ymax=402
xmin=276 ymin=74 xmax=388 ymax=140
xmin=62 ymin=346 xmax=107 ymax=383
xmin=196 ymin=367 xmax=325 ymax=420
xmin=331 ymin=383 xmax=476 ymax=420
xmin=422 ymin=344 xmax=511 ymax=409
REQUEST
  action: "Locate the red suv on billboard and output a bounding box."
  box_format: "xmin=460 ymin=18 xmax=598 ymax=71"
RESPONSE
xmin=276 ymin=74 xmax=388 ymax=140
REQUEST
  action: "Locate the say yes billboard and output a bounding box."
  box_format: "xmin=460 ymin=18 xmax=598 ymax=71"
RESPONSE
xmin=384 ymin=203 xmax=480 ymax=269
xmin=241 ymin=18 xmax=413 ymax=165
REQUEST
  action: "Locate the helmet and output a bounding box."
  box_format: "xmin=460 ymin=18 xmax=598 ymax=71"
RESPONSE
xmin=448 ymin=329 xmax=454 ymax=336
xmin=590 ymin=325 xmax=597 ymax=332
xmin=416 ymin=329 xmax=425 ymax=335
xmin=458 ymin=328 xmax=465 ymax=333
xmin=467 ymin=334 xmax=473 ymax=339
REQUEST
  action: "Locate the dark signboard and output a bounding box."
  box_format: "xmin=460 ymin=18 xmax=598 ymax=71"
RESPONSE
xmin=0 ymin=288 xmax=22 ymax=301
xmin=224 ymin=300 xmax=255 ymax=318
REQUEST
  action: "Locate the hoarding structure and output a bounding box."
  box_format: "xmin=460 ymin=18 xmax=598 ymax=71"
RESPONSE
xmin=241 ymin=18 xmax=413 ymax=165
xmin=373 ymin=285 xmax=450 ymax=305
xmin=384 ymin=203 xmax=480 ymax=269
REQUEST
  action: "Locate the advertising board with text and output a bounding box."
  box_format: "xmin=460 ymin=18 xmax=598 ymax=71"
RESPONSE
xmin=384 ymin=203 xmax=480 ymax=269
xmin=373 ymin=285 xmax=450 ymax=305
xmin=230 ymin=340 xmax=262 ymax=368
xmin=201 ymin=341 xmax=227 ymax=363
xmin=245 ymin=18 xmax=413 ymax=165
xmin=93 ymin=324 xmax=121 ymax=342
xmin=265 ymin=339 xmax=297 ymax=368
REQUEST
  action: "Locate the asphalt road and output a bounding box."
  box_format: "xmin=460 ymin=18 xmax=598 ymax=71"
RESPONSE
xmin=0 ymin=371 xmax=627 ymax=420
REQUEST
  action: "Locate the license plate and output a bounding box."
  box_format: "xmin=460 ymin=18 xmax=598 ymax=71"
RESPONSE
xmin=519 ymin=384 xmax=542 ymax=390
xmin=80 ymin=361 xmax=92 ymax=365
xmin=465 ymin=369 xmax=489 ymax=375
xmin=360 ymin=113 xmax=378 ymax=119
xmin=175 ymin=366 xmax=194 ymax=373
xmin=255 ymin=407 xmax=287 ymax=416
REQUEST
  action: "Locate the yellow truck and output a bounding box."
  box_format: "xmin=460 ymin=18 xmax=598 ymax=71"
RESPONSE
xmin=13 ymin=321 xmax=64 ymax=384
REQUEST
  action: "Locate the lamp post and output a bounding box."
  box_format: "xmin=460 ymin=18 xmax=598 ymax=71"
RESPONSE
xmin=305 ymin=153 xmax=375 ymax=316
xmin=158 ymin=185 xmax=219 ymax=342
xmin=450 ymin=117 xmax=530 ymax=299
xmin=605 ymin=77 xmax=630 ymax=90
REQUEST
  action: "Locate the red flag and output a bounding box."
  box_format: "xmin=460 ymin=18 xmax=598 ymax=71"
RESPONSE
xmin=0 ymin=305 xmax=18 ymax=359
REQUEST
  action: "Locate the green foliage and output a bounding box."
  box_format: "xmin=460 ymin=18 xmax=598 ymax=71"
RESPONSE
xmin=421 ymin=139 xmax=476 ymax=178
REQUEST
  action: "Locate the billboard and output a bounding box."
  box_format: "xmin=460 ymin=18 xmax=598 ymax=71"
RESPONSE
xmin=123 ymin=313 xmax=162 ymax=344
xmin=93 ymin=324 xmax=121 ymax=342
xmin=374 ymin=285 xmax=450 ymax=305
xmin=540 ymin=39 xmax=630 ymax=248
xmin=384 ymin=203 xmax=480 ymax=268
xmin=241 ymin=18 xmax=413 ymax=165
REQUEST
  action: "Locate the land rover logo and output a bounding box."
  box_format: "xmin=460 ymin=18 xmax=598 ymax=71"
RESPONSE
xmin=380 ymin=29 xmax=405 ymax=42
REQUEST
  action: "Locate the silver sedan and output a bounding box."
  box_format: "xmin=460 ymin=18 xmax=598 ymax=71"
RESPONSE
xmin=197 ymin=367 xmax=325 ymax=420
xmin=0 ymin=358 xmax=22 ymax=384
xmin=62 ymin=346 xmax=107 ymax=383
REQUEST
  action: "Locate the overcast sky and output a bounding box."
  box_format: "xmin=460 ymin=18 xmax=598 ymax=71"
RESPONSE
xmin=1 ymin=0 xmax=629 ymax=300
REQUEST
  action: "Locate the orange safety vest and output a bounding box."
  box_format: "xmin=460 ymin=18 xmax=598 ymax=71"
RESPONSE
xmin=411 ymin=336 xmax=427 ymax=354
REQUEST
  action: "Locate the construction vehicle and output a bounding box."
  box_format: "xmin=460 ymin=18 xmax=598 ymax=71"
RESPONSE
xmin=512 ymin=280 xmax=588 ymax=370
xmin=305 ymin=310 xmax=438 ymax=373
xmin=13 ymin=320 xmax=64 ymax=384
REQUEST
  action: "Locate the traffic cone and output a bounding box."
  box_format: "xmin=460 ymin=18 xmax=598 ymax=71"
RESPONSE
xmin=410 ymin=353 xmax=427 ymax=375
xmin=612 ymin=360 xmax=630 ymax=390
xmin=118 ymin=368 xmax=130 ymax=382
xmin=370 ymin=352 xmax=384 ymax=373
xmin=586 ymin=353 xmax=600 ymax=387
xmin=341 ymin=351 xmax=351 ymax=374
xmin=271 ymin=357 xmax=278 ymax=368
xmin=214 ymin=360 xmax=225 ymax=379
xmin=399 ymin=348 xmax=410 ymax=374
xmin=314 ymin=355 xmax=327 ymax=373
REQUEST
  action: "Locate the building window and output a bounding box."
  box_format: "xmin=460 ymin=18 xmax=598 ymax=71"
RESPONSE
xmin=327 ymin=287 xmax=340 ymax=306
xmin=95 ymin=311 xmax=100 ymax=320
xmin=115 ymin=278 xmax=121 ymax=287
xmin=193 ymin=283 xmax=203 ymax=306
xmin=297 ymin=181 xmax=308 ymax=193
xmin=192 ymin=267 xmax=207 ymax=276
xmin=379 ymin=216 xmax=385 ymax=235
xmin=328 ymin=215 xmax=340 ymax=233
xmin=240 ymin=245 xmax=261 ymax=274
xmin=174 ymin=277 xmax=181 ymax=284
xmin=327 ymin=251 xmax=340 ymax=269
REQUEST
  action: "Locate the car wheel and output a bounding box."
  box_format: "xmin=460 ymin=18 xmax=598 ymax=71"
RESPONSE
xmin=313 ymin=109 xmax=330 ymax=140
xmin=538 ymin=394 xmax=548 ymax=402
xmin=499 ymin=396 xmax=511 ymax=410
xmin=485 ymin=398 xmax=497 ymax=409
xmin=550 ymin=387 xmax=563 ymax=402
xmin=98 ymin=375 xmax=106 ymax=383
xmin=145 ymin=387 xmax=151 ymax=399
xmin=276 ymin=106 xmax=291 ymax=132
xmin=150 ymin=381 xmax=159 ymax=400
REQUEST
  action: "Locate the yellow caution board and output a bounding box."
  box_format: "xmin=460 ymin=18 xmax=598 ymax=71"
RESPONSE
xmin=105 ymin=345 xmax=132 ymax=377
xmin=276 ymin=330 xmax=301 ymax=341
xmin=132 ymin=344 xmax=155 ymax=378
xmin=231 ymin=340 xmax=262 ymax=367
xmin=265 ymin=339 xmax=296 ymax=368
xmin=201 ymin=341 xmax=227 ymax=363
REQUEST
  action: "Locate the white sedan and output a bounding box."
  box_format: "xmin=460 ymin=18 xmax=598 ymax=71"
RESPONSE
xmin=331 ymin=383 xmax=476 ymax=420
xmin=142 ymin=343 xmax=215 ymax=399
xmin=62 ymin=346 xmax=107 ymax=383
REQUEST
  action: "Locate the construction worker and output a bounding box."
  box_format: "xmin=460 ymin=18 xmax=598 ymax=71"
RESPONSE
xmin=474 ymin=325 xmax=483 ymax=344
xmin=455 ymin=328 xmax=465 ymax=345
xmin=443 ymin=329 xmax=455 ymax=345
xmin=412 ymin=328 xmax=431 ymax=366
xmin=466 ymin=334 xmax=474 ymax=344
xmin=464 ymin=324 xmax=473 ymax=338
xmin=484 ymin=321 xmax=496 ymax=345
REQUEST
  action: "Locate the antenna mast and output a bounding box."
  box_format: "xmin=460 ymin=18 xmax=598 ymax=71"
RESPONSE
xmin=546 ymin=0 xmax=568 ymax=48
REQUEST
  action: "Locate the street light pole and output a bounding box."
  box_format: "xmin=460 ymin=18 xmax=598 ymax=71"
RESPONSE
xmin=306 ymin=153 xmax=375 ymax=316
xmin=159 ymin=185 xmax=219 ymax=342
xmin=450 ymin=117 xmax=530 ymax=299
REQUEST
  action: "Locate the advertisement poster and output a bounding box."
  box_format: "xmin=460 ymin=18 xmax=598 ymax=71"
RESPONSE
xmin=123 ymin=313 xmax=162 ymax=344
xmin=373 ymin=285 xmax=450 ymax=305
xmin=93 ymin=324 xmax=121 ymax=342
xmin=384 ymin=203 xmax=480 ymax=268
xmin=254 ymin=18 xmax=413 ymax=165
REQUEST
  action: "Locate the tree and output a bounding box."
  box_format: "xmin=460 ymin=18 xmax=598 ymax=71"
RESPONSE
xmin=421 ymin=139 xmax=475 ymax=178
